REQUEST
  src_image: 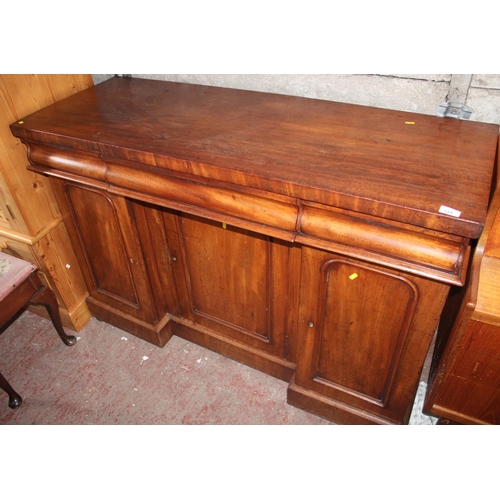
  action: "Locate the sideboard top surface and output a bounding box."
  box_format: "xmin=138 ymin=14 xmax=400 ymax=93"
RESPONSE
xmin=11 ymin=77 xmax=499 ymax=238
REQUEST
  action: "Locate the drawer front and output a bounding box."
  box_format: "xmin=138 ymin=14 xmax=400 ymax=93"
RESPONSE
xmin=297 ymin=203 xmax=469 ymax=285
xmin=105 ymin=160 xmax=299 ymax=241
xmin=27 ymin=143 xmax=470 ymax=286
xmin=0 ymin=237 xmax=34 ymax=262
xmin=26 ymin=143 xmax=300 ymax=242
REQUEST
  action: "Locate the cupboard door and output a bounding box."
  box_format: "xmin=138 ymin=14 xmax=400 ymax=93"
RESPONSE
xmin=294 ymin=246 xmax=448 ymax=423
xmin=57 ymin=182 xmax=157 ymax=323
xmin=169 ymin=212 xmax=291 ymax=358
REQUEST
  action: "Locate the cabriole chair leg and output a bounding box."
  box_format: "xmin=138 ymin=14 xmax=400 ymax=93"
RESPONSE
xmin=31 ymin=285 xmax=77 ymax=346
xmin=0 ymin=372 xmax=22 ymax=409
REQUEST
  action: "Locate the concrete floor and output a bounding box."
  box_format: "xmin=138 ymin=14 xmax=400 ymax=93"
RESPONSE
xmin=0 ymin=310 xmax=433 ymax=425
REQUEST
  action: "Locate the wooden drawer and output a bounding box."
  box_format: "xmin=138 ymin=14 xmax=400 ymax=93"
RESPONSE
xmin=0 ymin=235 xmax=35 ymax=263
xmin=106 ymin=159 xmax=299 ymax=240
xmin=297 ymin=202 xmax=469 ymax=285
xmin=27 ymin=143 xmax=300 ymax=242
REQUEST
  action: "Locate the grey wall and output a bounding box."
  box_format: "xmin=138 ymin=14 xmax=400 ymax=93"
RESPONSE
xmin=92 ymin=74 xmax=500 ymax=126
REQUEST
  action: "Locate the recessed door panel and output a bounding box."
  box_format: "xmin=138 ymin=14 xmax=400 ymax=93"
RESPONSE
xmin=314 ymin=259 xmax=417 ymax=404
xmin=64 ymin=185 xmax=155 ymax=321
xmin=296 ymin=246 xmax=421 ymax=411
xmin=181 ymin=215 xmax=269 ymax=337
xmin=173 ymin=213 xmax=288 ymax=357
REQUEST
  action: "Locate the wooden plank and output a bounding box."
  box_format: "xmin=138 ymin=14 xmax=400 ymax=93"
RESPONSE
xmin=474 ymin=196 xmax=500 ymax=325
xmin=0 ymin=215 xmax=62 ymax=244
xmin=33 ymin=222 xmax=90 ymax=317
xmin=473 ymin=137 xmax=500 ymax=326
xmin=0 ymin=187 xmax=12 ymax=229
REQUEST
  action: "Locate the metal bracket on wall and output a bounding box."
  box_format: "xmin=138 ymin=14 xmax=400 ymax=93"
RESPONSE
xmin=437 ymin=102 xmax=473 ymax=120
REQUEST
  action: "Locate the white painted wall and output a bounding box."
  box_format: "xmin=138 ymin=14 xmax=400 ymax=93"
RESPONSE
xmin=92 ymin=74 xmax=500 ymax=125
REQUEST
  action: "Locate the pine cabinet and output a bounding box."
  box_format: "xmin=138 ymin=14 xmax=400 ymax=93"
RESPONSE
xmin=0 ymin=75 xmax=93 ymax=330
xmin=10 ymin=77 xmax=499 ymax=424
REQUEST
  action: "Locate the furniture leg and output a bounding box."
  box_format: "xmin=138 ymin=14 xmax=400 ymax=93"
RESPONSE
xmin=0 ymin=372 xmax=22 ymax=409
xmin=30 ymin=282 xmax=77 ymax=346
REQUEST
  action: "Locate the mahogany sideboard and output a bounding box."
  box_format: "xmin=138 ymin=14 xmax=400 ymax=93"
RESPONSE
xmin=10 ymin=77 xmax=499 ymax=424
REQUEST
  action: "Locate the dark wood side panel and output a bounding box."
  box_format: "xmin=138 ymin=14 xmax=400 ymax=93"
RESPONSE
xmin=426 ymin=320 xmax=500 ymax=424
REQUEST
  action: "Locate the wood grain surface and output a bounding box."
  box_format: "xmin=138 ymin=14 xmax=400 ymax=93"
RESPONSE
xmin=1 ymin=74 xmax=93 ymax=234
xmin=1 ymin=74 xmax=94 ymax=330
xmin=10 ymin=76 xmax=499 ymax=238
xmin=10 ymin=76 xmax=499 ymax=423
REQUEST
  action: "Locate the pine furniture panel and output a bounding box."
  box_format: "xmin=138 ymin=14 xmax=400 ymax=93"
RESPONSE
xmin=0 ymin=75 xmax=94 ymax=330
